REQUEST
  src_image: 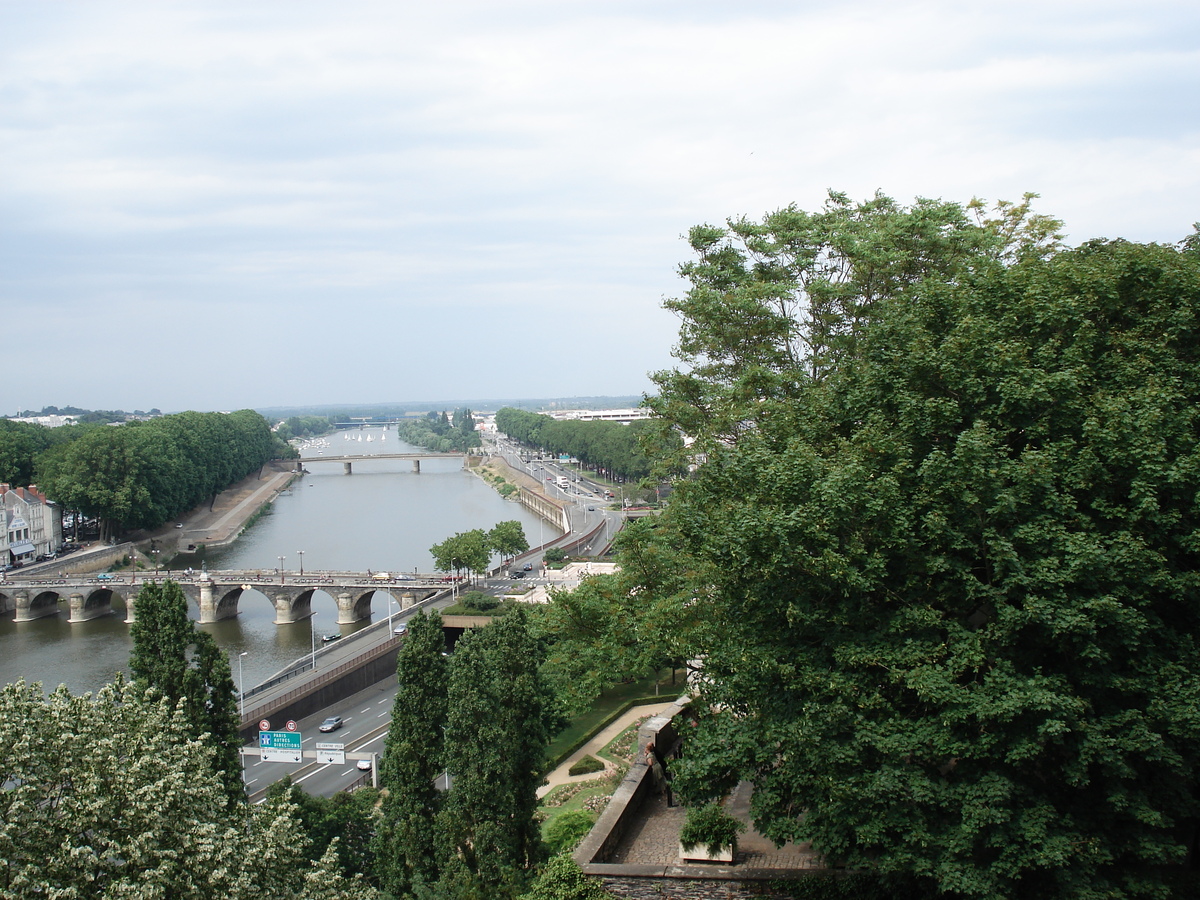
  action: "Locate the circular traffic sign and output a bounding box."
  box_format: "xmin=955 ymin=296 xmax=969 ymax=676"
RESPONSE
xmin=258 ymin=719 xmax=271 ymax=732
xmin=285 ymin=720 xmax=298 ymax=732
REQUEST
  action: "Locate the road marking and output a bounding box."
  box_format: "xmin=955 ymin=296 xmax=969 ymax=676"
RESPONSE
xmin=245 ymin=778 xmax=258 ymax=786
xmin=377 ymin=710 xmax=389 ymax=718
xmin=358 ymin=733 xmax=386 ymax=747
xmin=361 ymin=707 xmax=371 ymax=713
xmin=294 ymin=764 xmax=332 ymax=785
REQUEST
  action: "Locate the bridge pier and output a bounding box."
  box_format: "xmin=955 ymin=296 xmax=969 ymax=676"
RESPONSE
xmin=412 ymin=459 xmax=420 ymax=473
xmin=68 ymin=592 xmax=110 ymax=623
xmin=336 ymin=592 xmax=357 ymax=625
xmin=344 ymin=462 xmax=352 ymax=475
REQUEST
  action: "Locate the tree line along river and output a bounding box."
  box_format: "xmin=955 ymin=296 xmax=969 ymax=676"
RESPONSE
xmin=0 ymin=429 xmax=551 ymax=694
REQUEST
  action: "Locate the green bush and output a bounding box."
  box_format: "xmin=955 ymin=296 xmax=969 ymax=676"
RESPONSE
xmin=460 ymin=591 xmax=500 ymax=612
xmin=542 ymin=811 xmax=599 ymax=858
xmin=521 ymin=853 xmax=614 ymax=900
xmin=567 ymin=755 xmax=605 ymax=777
xmin=544 ymin=547 xmax=566 ymax=563
xmin=679 ymin=802 xmax=745 ymax=856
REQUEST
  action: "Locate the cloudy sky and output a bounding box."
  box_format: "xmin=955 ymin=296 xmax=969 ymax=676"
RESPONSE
xmin=3 ymin=1 xmax=1197 ymax=414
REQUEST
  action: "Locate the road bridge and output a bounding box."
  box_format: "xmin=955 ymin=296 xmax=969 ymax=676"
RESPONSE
xmin=0 ymin=570 xmax=460 ymax=626
xmin=296 ymin=452 xmax=467 ymax=474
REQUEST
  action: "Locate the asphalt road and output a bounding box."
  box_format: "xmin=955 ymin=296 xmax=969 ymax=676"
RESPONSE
xmin=244 ymin=675 xmax=399 ymax=799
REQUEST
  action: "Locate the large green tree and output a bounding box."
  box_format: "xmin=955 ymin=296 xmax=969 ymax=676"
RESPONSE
xmin=374 ymin=610 xmax=449 ymax=898
xmin=129 ymin=579 xmax=243 ymax=807
xmin=488 ymin=520 xmax=530 ymax=565
xmin=644 ymin=210 xmax=1200 ymax=899
xmin=436 ymin=608 xmax=560 ymax=899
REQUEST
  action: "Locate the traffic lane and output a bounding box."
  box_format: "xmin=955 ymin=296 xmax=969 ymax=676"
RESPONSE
xmin=242 ymin=676 xmax=399 ymax=794
xmin=296 ymin=726 xmax=390 ymax=798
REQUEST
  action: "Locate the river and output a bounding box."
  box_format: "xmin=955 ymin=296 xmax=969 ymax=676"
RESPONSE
xmin=0 ymin=429 xmax=552 ymax=695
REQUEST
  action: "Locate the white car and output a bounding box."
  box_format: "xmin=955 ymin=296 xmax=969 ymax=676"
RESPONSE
xmin=356 ymin=758 xmax=372 ymax=771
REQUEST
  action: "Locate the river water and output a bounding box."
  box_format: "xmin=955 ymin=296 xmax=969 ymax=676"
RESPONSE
xmin=0 ymin=429 xmax=551 ymax=695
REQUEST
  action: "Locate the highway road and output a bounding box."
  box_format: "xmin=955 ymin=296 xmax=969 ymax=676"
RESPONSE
xmin=243 ymin=675 xmax=399 ymax=799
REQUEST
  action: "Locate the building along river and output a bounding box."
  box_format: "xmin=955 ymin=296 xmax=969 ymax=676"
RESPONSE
xmin=0 ymin=429 xmax=554 ymax=695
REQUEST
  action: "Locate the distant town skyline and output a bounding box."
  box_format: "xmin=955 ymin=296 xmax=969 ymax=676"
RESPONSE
xmin=4 ymin=1 xmax=1197 ymax=414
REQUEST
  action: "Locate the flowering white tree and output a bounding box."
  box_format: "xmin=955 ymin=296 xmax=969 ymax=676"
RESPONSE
xmin=0 ymin=678 xmax=377 ymax=899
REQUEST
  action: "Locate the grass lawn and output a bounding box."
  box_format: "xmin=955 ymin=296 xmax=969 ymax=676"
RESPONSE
xmin=545 ymin=667 xmax=685 ymax=765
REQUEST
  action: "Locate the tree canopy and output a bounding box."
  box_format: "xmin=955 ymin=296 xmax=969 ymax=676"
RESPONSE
xmin=494 ymin=408 xmax=663 ymax=483
xmin=0 ymin=678 xmax=377 ymax=900
xmin=129 ymin=579 xmax=243 ymax=807
xmin=636 ymin=193 xmax=1200 ymax=898
xmin=34 ymin=409 xmax=285 ymax=540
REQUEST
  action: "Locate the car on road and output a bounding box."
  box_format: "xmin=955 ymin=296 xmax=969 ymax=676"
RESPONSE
xmin=510 ymin=570 xmax=526 ymax=578
xmin=522 ymin=562 xmax=533 ymax=571
xmin=587 ymin=506 xmax=595 ymax=511
xmin=356 ymin=758 xmax=373 ymax=771
xmin=321 ymin=633 xmax=342 ymax=643
xmin=319 ymin=716 xmax=343 ymax=733
xmin=393 ymin=623 xmax=408 ymax=636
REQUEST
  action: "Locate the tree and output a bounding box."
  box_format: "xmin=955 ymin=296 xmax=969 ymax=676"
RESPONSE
xmin=430 ymin=529 xmax=491 ymax=581
xmin=536 ymin=571 xmax=669 ymax=717
xmin=436 ymin=609 xmax=560 ymax=898
xmin=374 ymin=610 xmax=449 ymax=897
xmin=643 ymin=190 xmax=1062 ymax=471
xmin=129 ymin=579 xmax=243 ymax=806
xmin=268 ymin=777 xmax=379 ymax=882
xmin=0 ymin=678 xmax=379 ymax=900
xmin=644 ymin=222 xmax=1200 ymax=898
xmin=488 ymin=520 xmax=529 ymax=565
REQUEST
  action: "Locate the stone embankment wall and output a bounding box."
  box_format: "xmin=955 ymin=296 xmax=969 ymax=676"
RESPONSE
xmin=20 ymin=542 xmax=135 ymax=577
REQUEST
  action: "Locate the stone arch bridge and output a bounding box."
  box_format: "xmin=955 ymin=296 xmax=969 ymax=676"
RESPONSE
xmin=0 ymin=570 xmax=455 ymax=626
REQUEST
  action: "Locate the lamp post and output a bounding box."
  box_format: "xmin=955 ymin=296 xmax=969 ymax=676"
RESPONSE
xmin=297 ymin=550 xmax=305 ymax=577
xmin=278 ymin=555 xmax=286 ymax=585
xmin=237 ymin=651 xmax=248 ymax=719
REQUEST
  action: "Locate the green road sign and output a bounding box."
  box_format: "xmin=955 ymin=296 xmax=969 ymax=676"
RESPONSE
xmin=259 ymin=730 xmax=302 ymax=750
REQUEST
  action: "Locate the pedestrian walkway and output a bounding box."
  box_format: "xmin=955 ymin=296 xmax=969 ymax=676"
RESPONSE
xmin=539 ymin=700 xmax=676 ymax=798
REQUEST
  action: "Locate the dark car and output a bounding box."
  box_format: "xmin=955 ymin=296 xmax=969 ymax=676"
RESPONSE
xmin=510 ymin=570 xmax=526 ymax=578
xmin=319 ymin=716 xmax=343 ymax=733
xmin=522 ymin=562 xmax=533 ymax=571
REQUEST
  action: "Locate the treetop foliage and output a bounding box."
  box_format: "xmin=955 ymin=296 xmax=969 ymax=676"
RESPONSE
xmin=632 ymin=192 xmax=1200 ymax=898
xmin=32 ymin=409 xmax=285 ymax=539
xmin=494 ymin=407 xmax=662 ymax=482
xmin=0 ymin=678 xmax=377 ymax=899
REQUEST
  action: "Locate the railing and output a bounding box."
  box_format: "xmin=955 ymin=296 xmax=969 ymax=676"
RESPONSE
xmin=238 ymin=588 xmax=450 ymax=713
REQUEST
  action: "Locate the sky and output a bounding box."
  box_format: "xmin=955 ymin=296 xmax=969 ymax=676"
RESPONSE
xmin=2 ymin=1 xmax=1197 ymax=414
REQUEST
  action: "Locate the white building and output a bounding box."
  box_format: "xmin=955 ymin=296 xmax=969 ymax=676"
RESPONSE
xmin=2 ymin=484 xmax=63 ymax=566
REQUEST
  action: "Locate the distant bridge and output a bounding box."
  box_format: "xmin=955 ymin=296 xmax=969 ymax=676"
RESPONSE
xmin=297 ymin=452 xmax=467 ymax=474
xmin=0 ymin=570 xmax=462 ymax=627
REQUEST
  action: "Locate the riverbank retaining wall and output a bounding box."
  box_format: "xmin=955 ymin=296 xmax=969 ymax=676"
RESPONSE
xmin=17 ymin=541 xmax=137 ymax=578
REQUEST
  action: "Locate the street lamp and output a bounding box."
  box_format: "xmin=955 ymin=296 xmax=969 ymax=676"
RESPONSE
xmin=278 ymin=555 xmax=286 ymax=584
xmin=237 ymin=651 xmax=248 ymax=719
xmin=297 ymin=550 xmax=305 ymax=576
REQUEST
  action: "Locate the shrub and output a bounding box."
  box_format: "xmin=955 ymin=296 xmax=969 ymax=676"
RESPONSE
xmin=543 ymin=810 xmax=598 ymax=858
xmin=567 ymin=755 xmax=605 ymax=777
xmin=544 ymin=547 xmax=566 ymax=563
xmin=460 ymin=591 xmax=500 ymax=612
xmin=521 ymin=853 xmax=614 ymax=900
xmin=679 ymin=802 xmax=745 ymax=856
